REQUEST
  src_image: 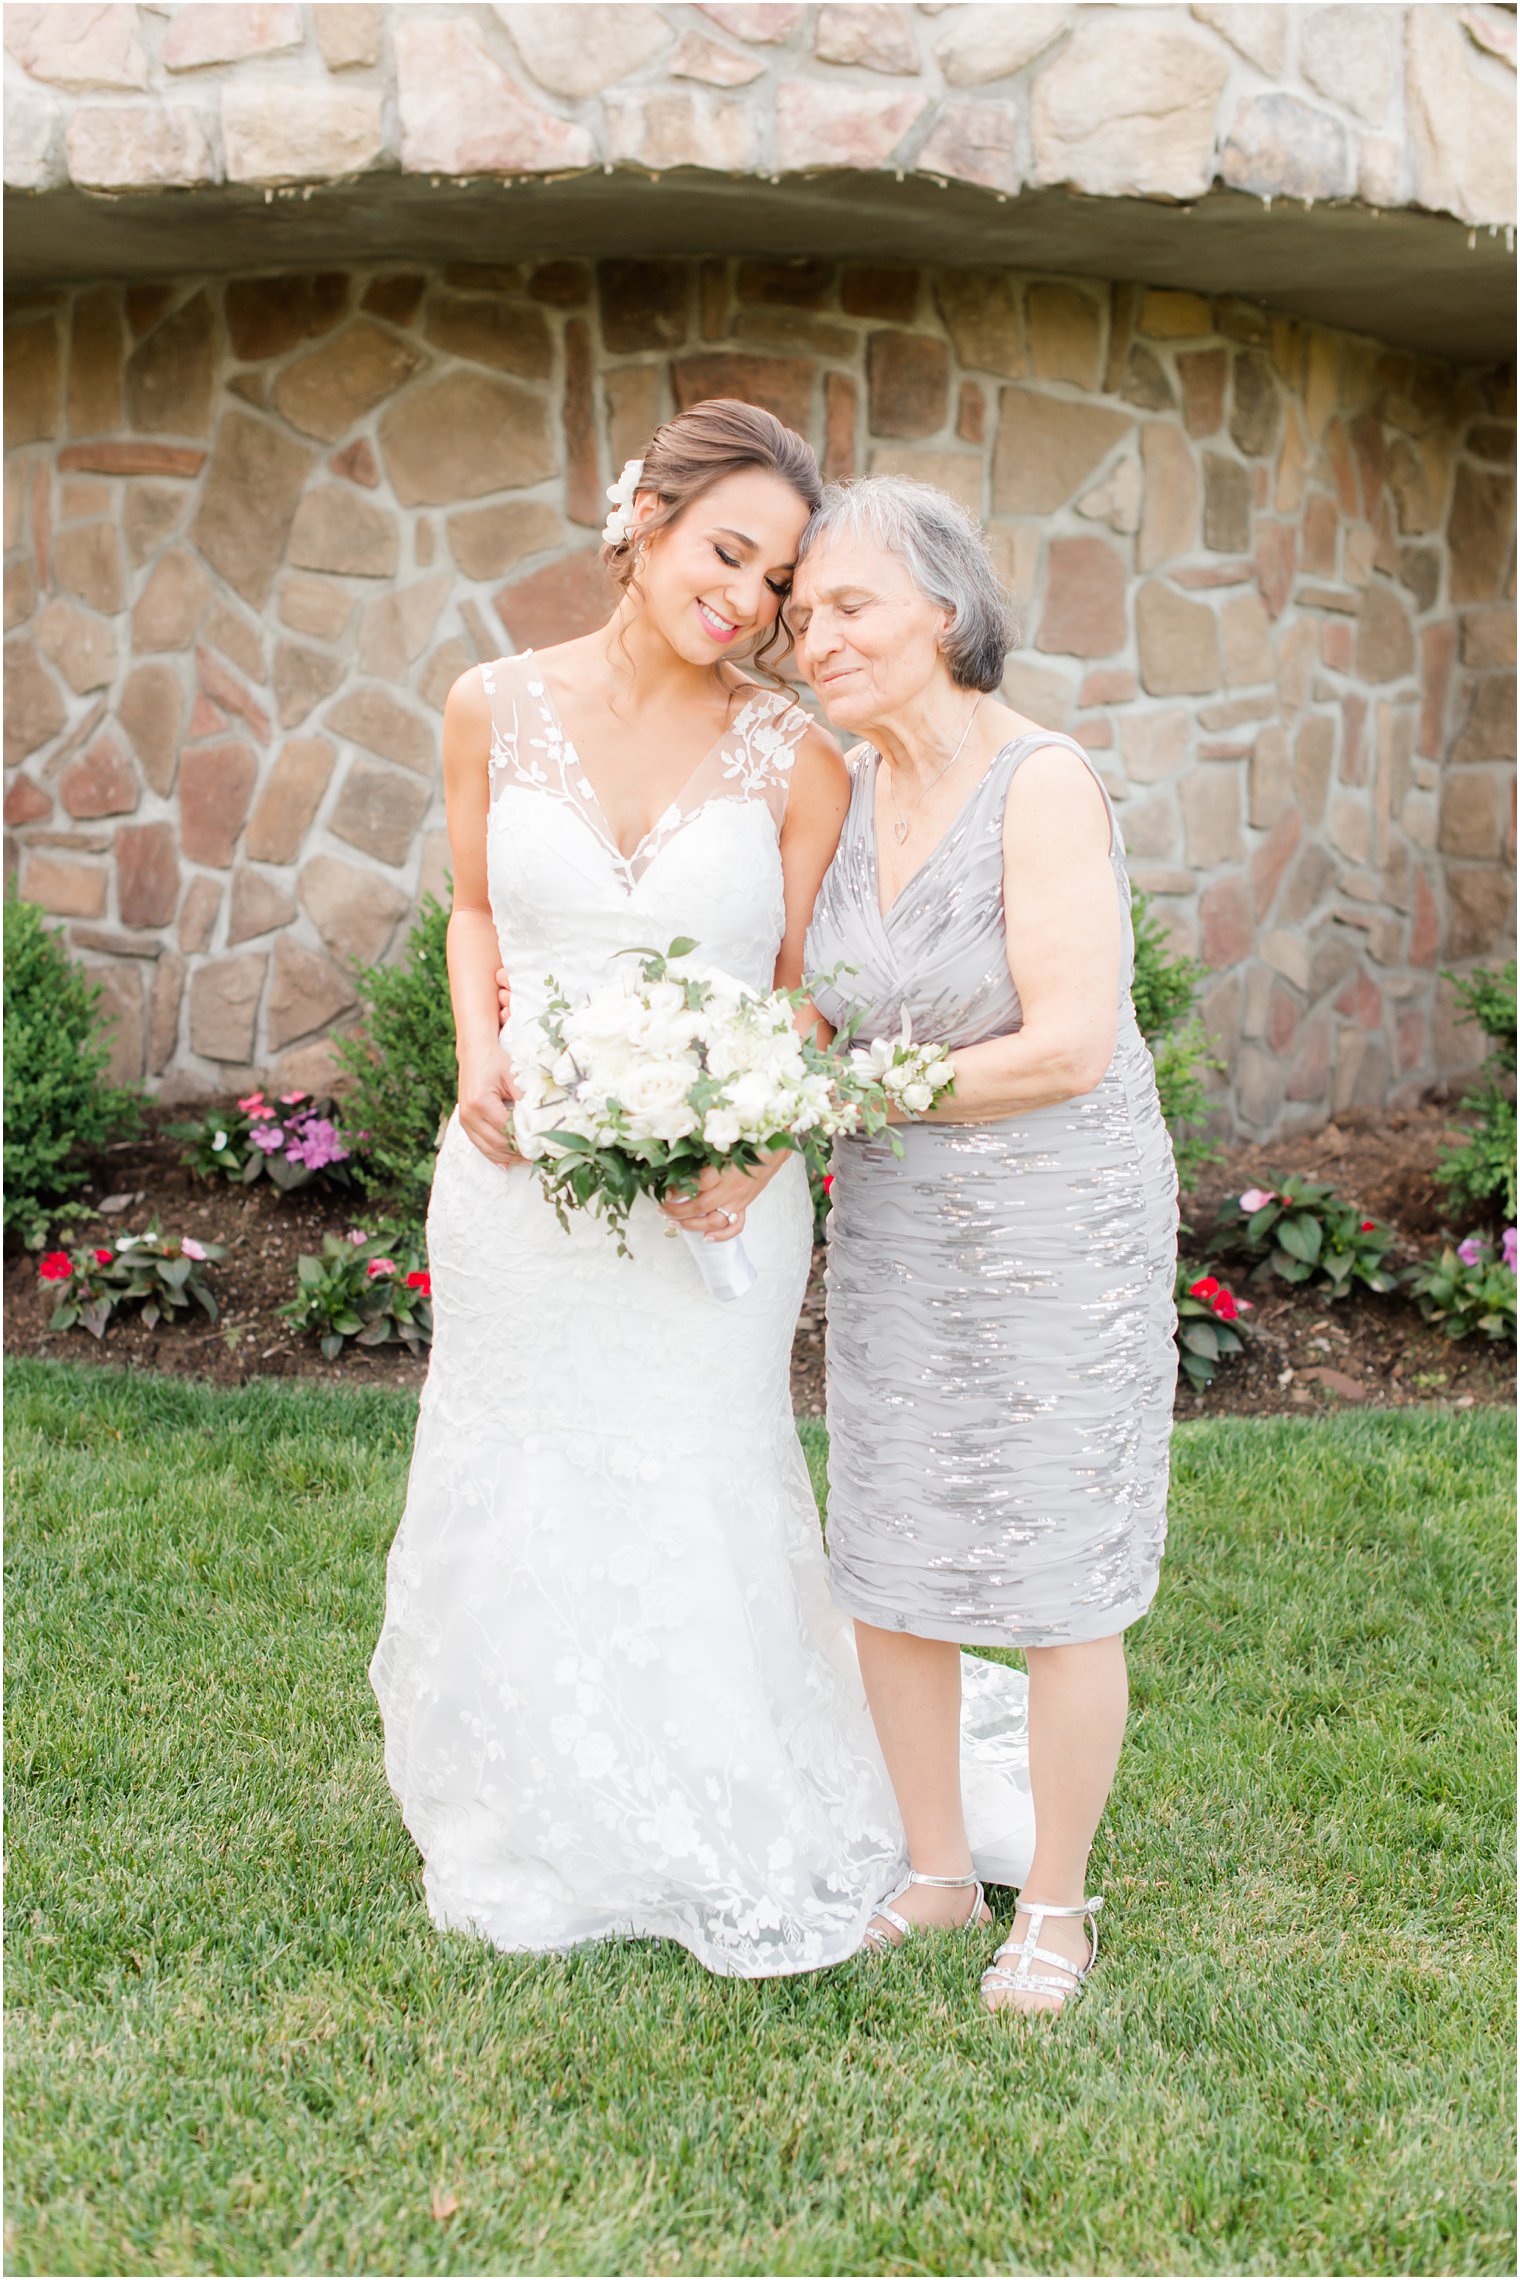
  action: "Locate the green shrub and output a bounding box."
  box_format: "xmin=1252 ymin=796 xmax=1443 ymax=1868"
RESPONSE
xmin=332 ymin=893 xmax=456 ymax=1207
xmin=1217 ymin=1174 xmax=1399 ymax=1302
xmin=1131 ymin=891 xmax=1204 ymax=1040
xmin=2 ymin=895 xmax=142 ymax=1236
xmin=1131 ymin=891 xmax=1221 ymax=1183
xmin=1173 ymin=1261 xmax=1253 ymax=1390
xmin=1406 ymin=1234 xmax=1517 ymax=1345
xmin=37 ymin=1227 xmax=224 ymax=1339
xmin=285 ymin=1226 xmax=432 ymax=1361
xmin=1436 ymin=961 xmax=1517 ymax=1225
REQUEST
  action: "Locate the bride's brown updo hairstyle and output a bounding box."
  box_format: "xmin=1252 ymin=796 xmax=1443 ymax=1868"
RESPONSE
xmin=602 ymin=397 xmax=822 ymax=675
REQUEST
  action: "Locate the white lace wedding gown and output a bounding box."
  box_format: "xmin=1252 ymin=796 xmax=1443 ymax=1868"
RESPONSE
xmin=369 ymin=652 xmax=1034 ymax=1976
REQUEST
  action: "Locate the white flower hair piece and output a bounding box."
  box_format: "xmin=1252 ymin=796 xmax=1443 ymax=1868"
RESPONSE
xmin=602 ymin=457 xmax=645 ymax=547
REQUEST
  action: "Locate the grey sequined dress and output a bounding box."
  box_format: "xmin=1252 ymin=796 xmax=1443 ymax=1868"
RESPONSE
xmin=805 ymin=734 xmax=1179 ymax=1649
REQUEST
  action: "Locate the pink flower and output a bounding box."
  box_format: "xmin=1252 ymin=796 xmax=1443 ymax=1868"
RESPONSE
xmin=181 ymin=1237 xmax=208 ymax=1261
xmin=1239 ymin=1188 xmax=1276 ymax=1214
xmin=367 ymin=1257 xmax=396 ymax=1279
xmin=93 ymin=1248 xmax=114 ymax=1265
xmin=248 ymin=1124 xmax=284 ymax=1153
xmin=1457 ymin=1235 xmax=1487 ymax=1267
xmin=237 ymin=1091 xmax=265 ymax=1112
xmin=406 ymin=1269 xmax=432 ymax=1295
xmin=38 ymin=1252 xmax=73 ymax=1281
xmin=346 ymin=1228 xmax=368 ymax=1244
xmin=279 ymin=1091 xmax=309 ymax=1105
xmin=284 ymin=1116 xmax=348 ymax=1171
xmin=1504 ymin=1229 xmax=1518 ymax=1273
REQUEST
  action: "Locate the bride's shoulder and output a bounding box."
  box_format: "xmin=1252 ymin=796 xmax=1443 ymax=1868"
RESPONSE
xmin=730 ymin=677 xmax=829 ymax=747
xmin=444 ymin=660 xmax=493 ymax=727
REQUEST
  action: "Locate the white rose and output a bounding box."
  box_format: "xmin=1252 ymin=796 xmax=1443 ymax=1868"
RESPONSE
xmin=761 ymin=1030 xmax=805 ymax=1080
xmin=902 ymin=1080 xmax=934 ymax=1115
xmin=703 ymin=1107 xmax=742 ymax=1152
xmin=564 ymin=991 xmax=638 ymax=1054
xmin=579 ymin=1040 xmax=645 ymax=1094
xmin=509 ymin=1100 xmax=550 ymax=1159
xmin=640 ymin=980 xmax=686 ymax=1021
xmin=620 ymin=1061 xmax=698 ymax=1144
xmin=723 ymin=1069 xmax=783 ymax=1129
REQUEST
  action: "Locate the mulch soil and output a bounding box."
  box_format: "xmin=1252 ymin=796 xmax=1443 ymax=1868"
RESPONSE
xmin=5 ymin=1099 xmax=1513 ymax=1422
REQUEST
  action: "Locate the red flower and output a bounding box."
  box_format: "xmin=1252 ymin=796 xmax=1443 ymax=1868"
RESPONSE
xmin=38 ymin=1252 xmax=73 ymax=1281
xmin=1212 ymin=1290 xmax=1239 ymax=1321
xmin=823 ymin=1174 xmax=835 ymax=1195
xmin=93 ymin=1248 xmax=114 ymax=1265
xmin=1359 ymin=1220 xmax=1376 ymax=1233
xmin=406 ymin=1269 xmax=431 ymax=1295
xmin=1188 ymin=1275 xmax=1220 ymax=1300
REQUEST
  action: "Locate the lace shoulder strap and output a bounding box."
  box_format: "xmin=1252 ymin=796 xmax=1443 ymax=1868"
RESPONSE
xmin=479 ymin=653 xmax=564 ymax=797
xmin=715 ymin=684 xmax=814 ymax=821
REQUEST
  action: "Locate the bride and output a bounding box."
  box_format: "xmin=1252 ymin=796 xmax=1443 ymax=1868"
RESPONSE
xmin=369 ymin=400 xmax=1031 ymax=1976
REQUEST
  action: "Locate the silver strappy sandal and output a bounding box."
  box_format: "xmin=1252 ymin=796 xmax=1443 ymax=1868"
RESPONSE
xmin=861 ymin=1867 xmax=986 ymax=1952
xmin=981 ymin=1893 xmax=1104 ymax=2013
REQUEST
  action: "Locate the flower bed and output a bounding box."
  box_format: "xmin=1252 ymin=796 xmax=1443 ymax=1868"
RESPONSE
xmin=3 ymin=1097 xmax=1514 ymax=1421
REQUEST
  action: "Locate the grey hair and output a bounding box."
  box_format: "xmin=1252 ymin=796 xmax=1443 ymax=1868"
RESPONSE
xmin=795 ymin=476 xmax=1017 ymax=692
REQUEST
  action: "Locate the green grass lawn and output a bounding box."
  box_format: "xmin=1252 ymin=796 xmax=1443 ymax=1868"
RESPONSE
xmin=5 ymin=1360 xmax=1514 ymax=2278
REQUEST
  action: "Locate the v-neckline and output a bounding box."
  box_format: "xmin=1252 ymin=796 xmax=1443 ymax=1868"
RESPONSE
xmin=867 ymin=742 xmax=1015 ymax=925
xmin=527 ymin=651 xmax=765 ymax=871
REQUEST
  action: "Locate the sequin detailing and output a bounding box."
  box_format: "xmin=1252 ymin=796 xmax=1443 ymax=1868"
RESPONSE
xmin=805 ymin=736 xmax=1179 ymax=1649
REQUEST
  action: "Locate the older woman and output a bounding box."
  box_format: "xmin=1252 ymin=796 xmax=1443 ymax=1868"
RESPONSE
xmin=793 ymin=478 xmax=1178 ymax=2015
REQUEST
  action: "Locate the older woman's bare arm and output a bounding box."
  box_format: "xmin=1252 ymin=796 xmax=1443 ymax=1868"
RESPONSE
xmin=914 ymin=745 xmax=1121 ymax=1122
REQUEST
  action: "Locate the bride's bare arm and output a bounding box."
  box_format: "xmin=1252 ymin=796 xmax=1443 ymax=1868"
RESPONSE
xmin=444 ymin=669 xmax=522 ymax=1169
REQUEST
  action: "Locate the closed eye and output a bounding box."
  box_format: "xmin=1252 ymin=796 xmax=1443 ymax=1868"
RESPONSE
xmin=716 ymin=543 xmax=790 ymax=600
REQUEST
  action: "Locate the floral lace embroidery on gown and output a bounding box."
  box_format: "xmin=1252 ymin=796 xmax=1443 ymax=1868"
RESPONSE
xmin=369 ymin=654 xmax=1034 ymax=1977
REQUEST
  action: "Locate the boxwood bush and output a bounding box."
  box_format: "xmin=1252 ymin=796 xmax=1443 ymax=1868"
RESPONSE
xmin=2 ymin=895 xmax=142 ymax=1237
xmin=333 ymin=891 xmax=457 ymax=1209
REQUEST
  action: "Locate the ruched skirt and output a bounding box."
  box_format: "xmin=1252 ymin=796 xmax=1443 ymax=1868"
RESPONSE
xmin=823 ymin=1027 xmax=1179 ymax=1648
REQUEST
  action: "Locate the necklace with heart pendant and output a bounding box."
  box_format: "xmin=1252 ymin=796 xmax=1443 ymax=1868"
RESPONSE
xmin=887 ymin=696 xmax=984 ymax=845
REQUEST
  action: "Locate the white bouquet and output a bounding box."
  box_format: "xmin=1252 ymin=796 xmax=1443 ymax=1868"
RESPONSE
xmin=506 ymin=940 xmax=954 ymax=1301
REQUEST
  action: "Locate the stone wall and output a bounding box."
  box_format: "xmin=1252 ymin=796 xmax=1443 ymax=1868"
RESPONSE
xmin=5 ymin=253 xmax=1514 ymax=1128
xmin=6 ymin=3 xmax=1515 ymax=234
